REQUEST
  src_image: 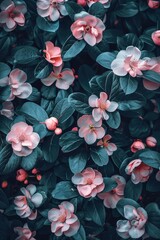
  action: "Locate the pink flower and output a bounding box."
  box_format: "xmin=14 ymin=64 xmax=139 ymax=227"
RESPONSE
xmin=130 ymin=140 xmax=145 ymax=153
xmin=0 ymin=101 xmax=14 ymax=119
xmin=43 ymin=41 xmax=62 ymax=66
xmin=41 ymin=65 xmax=75 ymax=89
xmin=14 ymin=223 xmax=36 ymax=240
xmin=148 ymin=0 xmax=160 ymax=8
xmin=125 ymin=159 xmax=153 ymax=184
xmin=143 ymin=79 xmax=160 ymax=90
xmin=77 ymin=115 xmax=105 ymax=144
xmin=44 ymin=117 xmax=58 ymax=130
xmin=6 ymin=122 xmax=40 ymax=156
xmin=16 ymin=169 xmax=28 ymax=182
xmin=146 ymin=136 xmax=157 ymax=147
xmin=89 ymin=92 xmax=118 ymax=121
xmin=98 ymin=175 xmax=126 ymax=208
xmin=144 ymin=57 xmax=160 ymax=73
xmin=71 ymin=11 xmax=105 ymax=46
xmin=86 ymin=0 xmax=110 ymax=8
xmin=48 ymin=201 xmax=80 ymax=237
xmin=97 ymin=134 xmax=117 ymax=156
xmin=117 ymin=205 xmax=148 ymax=239
xmin=152 ymin=30 xmax=160 ymax=46
xmin=72 ymin=167 xmax=105 ymax=198
xmin=0 ymin=0 xmax=27 ymax=32
xmin=37 ymin=0 xmax=68 ymax=22
xmin=0 ymin=69 xmax=32 ymax=100
xmin=111 ymin=46 xmax=147 ymax=77
xmin=14 ymin=184 xmax=43 ymax=220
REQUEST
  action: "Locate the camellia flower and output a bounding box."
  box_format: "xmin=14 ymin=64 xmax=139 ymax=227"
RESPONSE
xmin=37 ymin=0 xmax=68 ymax=22
xmin=14 ymin=223 xmax=36 ymax=240
xmin=6 ymin=122 xmax=40 ymax=156
xmin=0 ymin=68 xmax=32 ymax=101
xmin=77 ymin=115 xmax=105 ymax=144
xmin=0 ymin=101 xmax=14 ymax=119
xmin=111 ymin=46 xmax=148 ymax=77
xmin=48 ymin=201 xmax=80 ymax=237
xmin=98 ymin=175 xmax=126 ymax=208
xmin=16 ymin=169 xmax=28 ymax=182
xmin=146 ymin=136 xmax=157 ymax=147
xmin=125 ymin=159 xmax=153 ymax=184
xmin=72 ymin=167 xmax=105 ymax=198
xmin=0 ymin=0 xmax=27 ymax=32
xmin=152 ymin=30 xmax=160 ymax=46
xmin=148 ymin=0 xmax=160 ymax=8
xmin=116 ymin=205 xmax=148 ymax=239
xmin=14 ymin=184 xmax=43 ymax=220
xmin=71 ymin=11 xmax=105 ymax=46
xmin=41 ymin=65 xmax=75 ymax=90
xmin=43 ymin=41 xmax=62 ymax=66
xmin=88 ymin=92 xmax=118 ymax=122
xmin=97 ymin=134 xmax=117 ymax=156
xmin=130 ymin=140 xmax=145 ymax=153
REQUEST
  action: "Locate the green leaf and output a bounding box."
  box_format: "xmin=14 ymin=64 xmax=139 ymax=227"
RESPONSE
xmin=88 ymin=2 xmax=105 ymax=20
xmin=85 ymin=199 xmax=106 ymax=226
xmin=111 ymin=148 xmax=127 ymax=168
xmin=42 ymin=135 xmax=60 ymax=163
xmin=103 ymin=177 xmax=118 ymax=192
xmin=69 ymin=151 xmax=88 ymax=174
xmin=118 ymin=93 xmax=146 ymax=111
xmin=15 ymin=46 xmax=40 ymax=64
xmin=19 ymin=102 xmax=48 ymax=123
xmin=41 ymin=85 xmax=57 ymax=100
xmin=34 ymin=60 xmax=53 ymax=79
xmin=120 ymin=76 xmax=138 ymax=95
xmin=0 ymin=62 xmax=11 ymax=79
xmin=106 ymin=111 xmax=121 ymax=129
xmin=63 ymin=40 xmax=86 ymax=61
xmin=115 ymin=2 xmax=138 ymax=18
xmin=116 ymin=198 xmax=140 ymax=216
xmin=65 ymin=2 xmax=84 ymax=20
xmin=68 ymin=93 xmax=91 ymax=114
xmin=90 ymin=148 xmax=109 ymax=166
xmin=0 ymin=189 xmax=9 ymax=209
xmin=96 ymin=52 xmax=116 ymax=69
xmin=143 ymin=71 xmax=160 ymax=84
xmin=78 ymin=64 xmax=94 ymax=93
xmin=73 ymin=225 xmax=86 ymax=240
xmin=139 ymin=150 xmax=160 ymax=169
xmin=0 ymin=116 xmax=12 ymax=134
xmin=59 ymin=131 xmax=84 ymax=153
xmin=129 ymin=118 xmax=150 ymax=138
xmin=146 ymin=222 xmax=160 ymax=239
xmin=36 ymin=16 xmax=59 ymax=32
xmin=124 ymin=180 xmax=142 ymax=201
xmin=21 ymin=148 xmax=39 ymax=170
xmin=0 ymin=86 xmax=11 ymax=101
xmin=117 ymin=33 xmax=143 ymax=50
xmin=52 ymin=181 xmax=79 ymax=199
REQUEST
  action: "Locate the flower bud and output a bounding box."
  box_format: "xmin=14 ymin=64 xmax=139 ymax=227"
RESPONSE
xmin=36 ymin=174 xmax=42 ymax=181
xmin=77 ymin=0 xmax=86 ymax=7
xmin=146 ymin=136 xmax=157 ymax=147
xmin=16 ymin=169 xmax=28 ymax=182
xmin=72 ymin=127 xmax=78 ymax=132
xmin=45 ymin=117 xmax=58 ymax=131
xmin=55 ymin=128 xmax=62 ymax=135
xmin=24 ymin=179 xmax=28 ymax=185
xmin=32 ymin=168 xmax=38 ymax=174
xmin=2 ymin=181 xmax=8 ymax=188
xmin=148 ymin=0 xmax=160 ymax=8
xmin=130 ymin=140 xmax=145 ymax=153
xmin=151 ymin=30 xmax=160 ymax=46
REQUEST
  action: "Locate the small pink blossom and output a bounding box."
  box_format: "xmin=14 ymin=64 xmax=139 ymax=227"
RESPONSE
xmin=37 ymin=0 xmax=68 ymax=22
xmin=117 ymin=205 xmax=148 ymax=239
xmin=44 ymin=117 xmax=58 ymax=130
xmin=111 ymin=46 xmax=148 ymax=77
xmin=152 ymin=30 xmax=160 ymax=46
xmin=77 ymin=115 xmax=105 ymax=145
xmin=43 ymin=41 xmax=62 ymax=66
xmin=6 ymin=122 xmax=40 ymax=156
xmin=143 ymin=79 xmax=160 ymax=90
xmin=148 ymin=0 xmax=160 ymax=8
xmin=146 ymin=136 xmax=157 ymax=147
xmin=0 ymin=0 xmax=27 ymax=32
xmin=125 ymin=159 xmax=153 ymax=184
xmin=0 ymin=68 xmax=32 ymax=100
xmin=41 ymin=65 xmax=75 ymax=90
xmin=144 ymin=57 xmax=160 ymax=73
xmin=72 ymin=167 xmax=105 ymax=198
xmin=14 ymin=184 xmax=43 ymax=220
xmin=14 ymin=223 xmax=36 ymax=240
xmin=98 ymin=175 xmax=126 ymax=208
xmin=97 ymin=134 xmax=117 ymax=156
xmin=130 ymin=140 xmax=145 ymax=153
xmin=0 ymin=101 xmax=14 ymax=119
xmin=48 ymin=201 xmax=80 ymax=237
xmin=89 ymin=92 xmax=118 ymax=122
xmin=71 ymin=11 xmax=105 ymax=46
xmin=16 ymin=169 xmax=28 ymax=182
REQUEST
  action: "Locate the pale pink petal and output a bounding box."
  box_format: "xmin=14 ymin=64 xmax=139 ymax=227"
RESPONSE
xmin=107 ymin=101 xmax=118 ymax=112
xmin=31 ymin=193 xmax=43 ymax=207
xmin=84 ymin=33 xmax=96 ymax=46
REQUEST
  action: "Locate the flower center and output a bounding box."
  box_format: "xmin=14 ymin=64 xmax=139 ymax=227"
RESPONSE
xmin=57 ymin=73 xmax=62 ymax=79
xmin=87 ymin=178 xmax=93 ymax=184
xmin=89 ymin=125 xmax=95 ymax=131
xmin=19 ymin=134 xmax=26 ymax=141
xmin=85 ymin=26 xmax=91 ymax=32
xmin=51 ymin=0 xmax=58 ymax=6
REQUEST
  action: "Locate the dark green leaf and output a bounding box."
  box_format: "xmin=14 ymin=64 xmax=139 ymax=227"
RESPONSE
xmin=15 ymin=46 xmax=40 ymax=64
xmin=90 ymin=148 xmax=109 ymax=166
xmin=69 ymin=151 xmax=87 ymax=174
xmin=52 ymin=181 xmax=78 ymax=199
xmin=36 ymin=16 xmax=59 ymax=32
xmin=34 ymin=60 xmax=53 ymax=79
xmin=124 ymin=180 xmax=142 ymax=201
xmin=139 ymin=150 xmax=160 ymax=169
